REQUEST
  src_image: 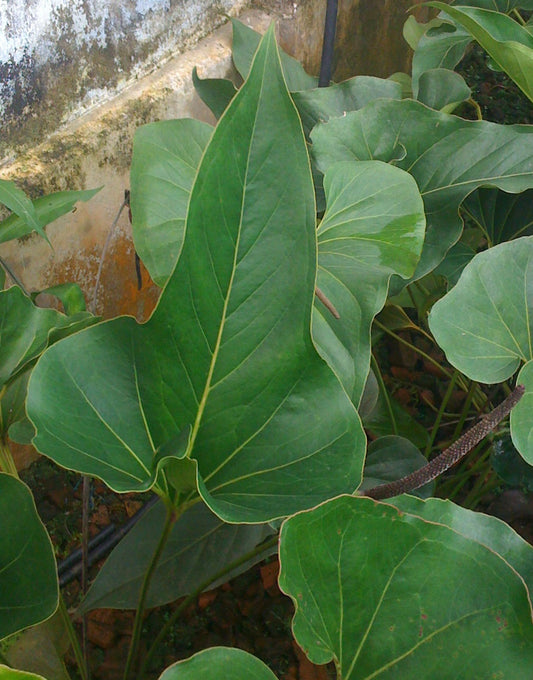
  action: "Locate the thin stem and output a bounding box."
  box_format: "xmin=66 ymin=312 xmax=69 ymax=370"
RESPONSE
xmin=371 ymin=354 xmax=397 ymax=435
xmin=0 ymin=439 xmax=18 ymax=476
xmin=315 ymin=286 xmax=340 ymax=319
xmin=138 ymin=535 xmax=279 ymax=680
xmin=467 ymin=97 xmax=483 ymax=121
xmin=512 ymin=8 xmax=527 ymax=25
xmin=58 ymin=596 xmax=88 ymax=680
xmin=451 ymin=380 xmax=478 ymax=442
xmin=123 ymin=501 xmax=177 ymax=680
xmin=363 ymin=385 xmax=524 ymax=500
xmin=0 ymin=257 xmax=30 ymax=296
xmin=424 ymin=371 xmax=459 ymax=459
xmin=462 ymin=468 xmax=498 ymax=509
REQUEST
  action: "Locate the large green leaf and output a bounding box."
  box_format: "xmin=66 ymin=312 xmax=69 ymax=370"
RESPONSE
xmin=0 ymin=180 xmax=47 ymax=244
xmin=0 ymin=188 xmax=100 ymax=245
xmin=79 ymin=500 xmax=275 ymax=612
xmin=159 ymin=648 xmax=278 ymax=680
xmin=0 ymin=286 xmax=97 ymax=389
xmin=313 ymin=161 xmax=425 ymax=405
xmin=462 ymin=187 xmax=533 ymax=245
xmin=27 ymin=28 xmax=364 ymax=522
xmin=130 ymin=119 xmax=213 ymax=286
xmin=231 ymin=19 xmax=317 ymax=90
xmin=428 ymin=237 xmax=533 ymax=461
xmin=452 ymin=1 xmax=533 ymax=10
xmin=0 ymin=474 xmax=58 ymax=640
xmin=428 ymin=237 xmax=532 ymax=383
xmin=311 ymin=99 xmax=533 ymax=281
xmin=429 ymin=3 xmax=533 ymax=102
xmin=279 ymin=495 xmax=533 ymax=678
xmin=392 ymin=494 xmax=533 ymax=595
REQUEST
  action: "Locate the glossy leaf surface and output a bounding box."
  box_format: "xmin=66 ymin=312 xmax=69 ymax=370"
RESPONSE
xmin=279 ymin=495 xmax=533 ymax=678
xmin=0 ymin=474 xmax=58 ymax=640
xmin=130 ymin=119 xmax=213 ymax=286
xmin=159 ymin=648 xmax=278 ymax=680
xmin=80 ymin=501 xmax=275 ymax=611
xmin=313 ymin=161 xmax=425 ymax=405
xmin=0 ymin=187 xmax=100 ymax=245
xmin=28 ymin=29 xmax=364 ymax=521
xmin=429 ymin=3 xmax=533 ymax=102
xmin=392 ymin=494 xmax=533 ymax=595
xmin=312 ymin=99 xmax=533 ymax=280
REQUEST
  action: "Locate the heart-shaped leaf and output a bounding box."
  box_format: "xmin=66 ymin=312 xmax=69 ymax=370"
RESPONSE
xmin=462 ymin=187 xmax=533 ymax=245
xmin=27 ymin=28 xmax=364 ymax=522
xmin=159 ymin=648 xmax=278 ymax=680
xmin=79 ymin=500 xmax=275 ymax=612
xmin=130 ymin=119 xmax=213 ymax=286
xmin=0 ymin=474 xmax=58 ymax=640
xmin=0 ymin=187 xmax=100 ymax=245
xmin=428 ymin=3 xmax=533 ymax=102
xmin=0 ymin=286 xmax=97 ymax=389
xmin=429 ymin=237 xmax=533 ymax=460
xmin=313 ymin=160 xmax=425 ymax=405
xmin=392 ymin=494 xmax=533 ymax=595
xmin=311 ymin=99 xmax=533 ymax=281
xmin=279 ymin=495 xmax=533 ymax=678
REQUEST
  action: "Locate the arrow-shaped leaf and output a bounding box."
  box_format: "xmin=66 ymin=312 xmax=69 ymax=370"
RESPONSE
xmin=27 ymin=28 xmax=364 ymax=522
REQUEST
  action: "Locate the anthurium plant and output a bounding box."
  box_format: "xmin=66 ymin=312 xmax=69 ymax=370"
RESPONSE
xmin=3 ymin=13 xmax=533 ymax=680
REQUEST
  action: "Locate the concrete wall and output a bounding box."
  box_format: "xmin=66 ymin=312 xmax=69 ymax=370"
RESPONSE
xmin=0 ymin=0 xmax=432 ymax=322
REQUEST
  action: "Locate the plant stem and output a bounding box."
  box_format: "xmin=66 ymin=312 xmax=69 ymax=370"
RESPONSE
xmin=0 ymin=439 xmax=18 ymax=476
xmin=138 ymin=534 xmax=279 ymax=680
xmin=451 ymin=380 xmax=478 ymax=442
xmin=123 ymin=501 xmax=177 ymax=680
xmin=58 ymin=595 xmax=88 ymax=680
xmin=370 ymin=354 xmax=397 ymax=435
xmin=424 ymin=371 xmax=458 ymax=459
xmin=468 ymin=97 xmax=483 ymax=121
xmin=512 ymin=8 xmax=527 ymax=25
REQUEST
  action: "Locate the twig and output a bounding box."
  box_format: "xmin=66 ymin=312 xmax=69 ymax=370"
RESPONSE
xmin=0 ymin=256 xmax=30 ymax=296
xmin=363 ymin=385 xmax=525 ymax=500
xmin=315 ymin=286 xmax=340 ymax=318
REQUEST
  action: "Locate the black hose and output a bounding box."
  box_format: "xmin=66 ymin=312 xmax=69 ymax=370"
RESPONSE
xmin=318 ymin=0 xmax=339 ymax=87
xmin=58 ymin=495 xmax=159 ymax=587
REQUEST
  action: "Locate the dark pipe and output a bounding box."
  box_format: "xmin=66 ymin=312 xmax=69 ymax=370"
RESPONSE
xmin=58 ymin=494 xmax=159 ymax=587
xmin=318 ymin=0 xmax=339 ymax=87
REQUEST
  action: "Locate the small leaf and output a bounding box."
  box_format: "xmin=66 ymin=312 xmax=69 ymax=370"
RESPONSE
xmin=192 ymin=67 xmax=238 ymax=119
xmin=360 ymin=435 xmax=435 ymax=498
xmin=79 ymin=500 xmax=275 ymax=612
xmin=428 ymin=3 xmax=533 ymax=102
xmin=130 ymin=119 xmax=213 ymax=286
xmin=34 ymin=283 xmax=87 ymax=315
xmin=0 ymin=187 xmax=100 ymax=245
xmin=417 ymin=68 xmax=471 ymax=111
xmin=279 ymin=495 xmax=533 ymax=678
xmin=0 ymin=180 xmax=48 ymax=244
xmin=0 ymin=286 xmax=97 ymax=389
xmin=159 ymin=648 xmax=278 ymax=680
xmin=0 ymin=474 xmax=58 ymax=640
